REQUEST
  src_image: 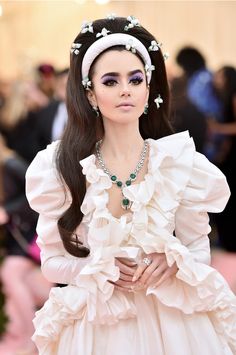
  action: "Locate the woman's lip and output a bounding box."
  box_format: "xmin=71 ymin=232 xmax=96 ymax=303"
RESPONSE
xmin=117 ymin=103 xmax=134 ymax=107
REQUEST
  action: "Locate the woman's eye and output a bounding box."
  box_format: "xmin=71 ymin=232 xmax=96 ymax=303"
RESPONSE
xmin=130 ymin=77 xmax=144 ymax=85
xmin=102 ymin=79 xmax=117 ymax=86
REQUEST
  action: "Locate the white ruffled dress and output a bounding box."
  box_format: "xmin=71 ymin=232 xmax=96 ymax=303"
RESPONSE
xmin=26 ymin=131 xmax=236 ymax=355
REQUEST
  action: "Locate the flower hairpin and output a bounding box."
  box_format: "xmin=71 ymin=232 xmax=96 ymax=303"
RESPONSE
xmin=163 ymin=52 xmax=170 ymax=61
xmin=82 ymin=77 xmax=92 ymax=90
xmin=106 ymin=13 xmax=116 ymax=20
xmin=145 ymin=64 xmax=155 ymax=76
xmin=96 ymin=28 xmax=111 ymax=38
xmin=154 ymin=95 xmax=163 ymax=109
xmin=81 ymin=21 xmax=94 ymax=34
xmin=125 ymin=39 xmax=137 ymax=53
xmin=124 ymin=16 xmax=141 ymax=31
xmin=70 ymin=43 xmax=82 ymax=55
xmin=148 ymin=40 xmax=162 ymax=52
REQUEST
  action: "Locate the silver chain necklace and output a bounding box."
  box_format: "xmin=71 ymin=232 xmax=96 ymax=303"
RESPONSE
xmin=95 ymin=140 xmax=149 ymax=210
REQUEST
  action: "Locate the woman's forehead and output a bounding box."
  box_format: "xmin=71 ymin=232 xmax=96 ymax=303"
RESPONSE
xmin=92 ymin=49 xmax=145 ymax=75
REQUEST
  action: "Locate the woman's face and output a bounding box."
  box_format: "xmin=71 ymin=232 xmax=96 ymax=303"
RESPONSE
xmin=87 ymin=49 xmax=149 ymax=126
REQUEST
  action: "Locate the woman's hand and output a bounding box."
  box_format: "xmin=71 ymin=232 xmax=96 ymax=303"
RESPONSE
xmin=111 ymin=253 xmax=178 ymax=292
xmin=110 ymin=257 xmax=139 ymax=292
xmin=132 ymin=252 xmax=178 ymax=288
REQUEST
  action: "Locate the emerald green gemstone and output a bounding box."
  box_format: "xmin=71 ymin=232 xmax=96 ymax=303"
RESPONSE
xmin=122 ymin=198 xmax=130 ymax=206
xmin=126 ymin=180 xmax=131 ymax=186
xmin=111 ymin=175 xmax=117 ymax=182
xmin=117 ymin=181 xmax=123 ymax=188
xmin=130 ymin=173 xmax=136 ymax=180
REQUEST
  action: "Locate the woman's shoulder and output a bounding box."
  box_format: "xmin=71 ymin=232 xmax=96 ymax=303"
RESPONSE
xmin=149 ymin=130 xmax=194 ymax=152
xmin=25 ymin=140 xmax=71 ymax=217
xmin=34 ymin=140 xmax=61 ymax=163
xmin=148 ymin=130 xmax=196 ymax=171
xmin=148 ymin=131 xmax=230 ymax=207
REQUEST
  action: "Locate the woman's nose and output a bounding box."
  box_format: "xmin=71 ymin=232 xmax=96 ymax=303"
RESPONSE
xmin=120 ymin=82 xmax=131 ymax=96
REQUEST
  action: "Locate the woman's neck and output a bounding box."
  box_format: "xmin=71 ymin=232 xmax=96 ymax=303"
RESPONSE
xmin=101 ymin=123 xmax=144 ymax=160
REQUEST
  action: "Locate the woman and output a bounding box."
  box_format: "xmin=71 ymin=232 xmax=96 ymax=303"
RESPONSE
xmin=26 ymin=17 xmax=236 ymax=354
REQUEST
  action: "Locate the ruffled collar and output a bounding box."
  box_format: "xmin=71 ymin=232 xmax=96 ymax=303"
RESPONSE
xmin=79 ymin=131 xmax=195 ymax=223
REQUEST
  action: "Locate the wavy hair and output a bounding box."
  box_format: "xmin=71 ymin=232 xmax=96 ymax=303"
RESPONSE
xmin=56 ymin=17 xmax=173 ymax=257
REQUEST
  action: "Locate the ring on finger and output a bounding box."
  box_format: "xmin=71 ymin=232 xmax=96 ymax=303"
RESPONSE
xmin=142 ymin=257 xmax=152 ymax=266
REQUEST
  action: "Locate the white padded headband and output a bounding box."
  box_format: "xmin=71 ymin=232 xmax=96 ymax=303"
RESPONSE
xmin=81 ymin=33 xmax=153 ymax=84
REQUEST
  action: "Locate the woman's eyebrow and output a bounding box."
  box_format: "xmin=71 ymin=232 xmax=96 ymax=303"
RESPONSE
xmin=101 ymin=69 xmax=144 ymax=79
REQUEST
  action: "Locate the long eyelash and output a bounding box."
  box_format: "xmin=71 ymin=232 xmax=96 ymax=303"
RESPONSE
xmin=101 ymin=78 xmax=117 ymax=85
xmin=130 ymin=75 xmax=144 ymax=83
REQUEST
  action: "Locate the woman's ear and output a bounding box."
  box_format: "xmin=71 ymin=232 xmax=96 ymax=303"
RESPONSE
xmin=86 ymin=89 xmax=97 ymax=107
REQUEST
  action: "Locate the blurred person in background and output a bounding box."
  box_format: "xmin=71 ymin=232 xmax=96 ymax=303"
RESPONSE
xmin=0 ymin=79 xmax=49 ymax=164
xmin=0 ymin=134 xmax=52 ymax=355
xmin=208 ymin=66 xmax=236 ymax=252
xmin=170 ymin=75 xmax=207 ymax=153
xmin=34 ymin=68 xmax=69 ymax=151
xmin=176 ymin=46 xmax=222 ymax=161
xmin=36 ymin=63 xmax=56 ymax=100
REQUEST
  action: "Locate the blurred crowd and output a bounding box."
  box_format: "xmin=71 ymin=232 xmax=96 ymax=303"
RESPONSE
xmin=0 ymin=64 xmax=68 ymax=355
xmin=0 ymin=48 xmax=235 ymax=354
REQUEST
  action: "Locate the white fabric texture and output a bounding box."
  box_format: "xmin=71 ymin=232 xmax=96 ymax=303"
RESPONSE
xmin=25 ymin=131 xmax=236 ymax=355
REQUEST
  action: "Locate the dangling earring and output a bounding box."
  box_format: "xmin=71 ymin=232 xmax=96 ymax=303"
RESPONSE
xmin=143 ymin=103 xmax=149 ymax=115
xmin=92 ymin=106 xmax=100 ymax=117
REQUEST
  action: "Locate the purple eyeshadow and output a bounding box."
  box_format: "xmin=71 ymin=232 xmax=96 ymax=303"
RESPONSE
xmin=129 ymin=73 xmax=144 ymax=81
xmin=101 ymin=75 xmax=116 ymax=84
xmin=101 ymin=72 xmax=144 ymax=85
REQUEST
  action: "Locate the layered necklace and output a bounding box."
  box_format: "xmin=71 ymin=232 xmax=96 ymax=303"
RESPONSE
xmin=95 ymin=140 xmax=149 ymax=210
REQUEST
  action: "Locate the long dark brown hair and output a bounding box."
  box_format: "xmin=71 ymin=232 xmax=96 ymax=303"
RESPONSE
xmin=56 ymin=17 xmax=173 ymax=257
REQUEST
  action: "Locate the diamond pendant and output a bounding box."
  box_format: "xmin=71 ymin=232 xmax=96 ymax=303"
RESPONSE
xmin=121 ymin=197 xmax=132 ymax=210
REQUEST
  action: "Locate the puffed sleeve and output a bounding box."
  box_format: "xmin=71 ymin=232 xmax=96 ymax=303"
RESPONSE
xmin=175 ymin=151 xmax=230 ymax=265
xmin=25 ymin=141 xmax=92 ymax=285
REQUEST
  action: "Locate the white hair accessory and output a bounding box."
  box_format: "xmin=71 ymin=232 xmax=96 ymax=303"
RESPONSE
xmin=81 ymin=33 xmax=153 ymax=84
xmin=82 ymin=77 xmax=92 ymax=90
xmin=81 ymin=21 xmax=93 ymax=33
xmin=148 ymin=40 xmax=161 ymax=52
xmin=96 ymin=28 xmax=111 ymax=38
xmin=145 ymin=64 xmax=155 ymax=76
xmin=125 ymin=39 xmax=137 ymax=53
xmin=70 ymin=43 xmax=82 ymax=55
xmin=163 ymin=52 xmax=170 ymax=61
xmin=154 ymin=95 xmax=163 ymax=109
xmin=124 ymin=16 xmax=141 ymax=31
xmin=106 ymin=13 xmax=116 ymax=20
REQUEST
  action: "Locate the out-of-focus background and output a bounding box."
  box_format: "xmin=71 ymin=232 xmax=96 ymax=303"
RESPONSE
xmin=0 ymin=1 xmax=236 ymax=354
xmin=0 ymin=1 xmax=235 ymax=79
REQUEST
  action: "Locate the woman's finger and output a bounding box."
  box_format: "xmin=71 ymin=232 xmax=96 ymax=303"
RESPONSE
xmin=119 ymin=272 xmax=134 ymax=282
xmin=153 ymin=264 xmax=178 ymax=288
xmin=115 ymin=259 xmax=137 ymax=276
xmin=117 ymin=257 xmax=137 ymax=267
xmin=132 ymin=256 xmax=153 ymax=282
xmin=111 ymin=283 xmax=131 ymax=293
xmin=112 ymin=279 xmax=134 ymax=288
xmin=141 ymin=262 xmax=167 ymax=286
